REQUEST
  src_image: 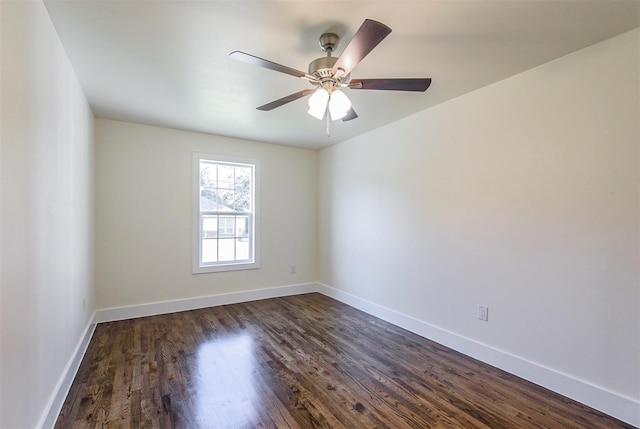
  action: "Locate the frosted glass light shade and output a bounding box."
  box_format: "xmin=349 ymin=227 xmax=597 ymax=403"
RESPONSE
xmin=307 ymin=88 xmax=329 ymax=120
xmin=328 ymin=89 xmax=351 ymax=121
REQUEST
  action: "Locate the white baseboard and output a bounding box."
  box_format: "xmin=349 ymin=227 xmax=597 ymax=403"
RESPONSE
xmin=316 ymin=283 xmax=639 ymax=427
xmin=42 ymin=283 xmax=639 ymax=428
xmin=38 ymin=315 xmax=97 ymax=429
xmin=40 ymin=283 xmax=318 ymax=429
xmin=94 ymin=283 xmax=318 ymax=323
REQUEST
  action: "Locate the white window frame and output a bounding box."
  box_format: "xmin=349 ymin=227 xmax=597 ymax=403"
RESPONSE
xmin=192 ymin=153 xmax=260 ymax=273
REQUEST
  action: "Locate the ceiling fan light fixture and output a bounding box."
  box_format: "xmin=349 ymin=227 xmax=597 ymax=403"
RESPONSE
xmin=307 ymin=88 xmax=329 ymax=119
xmin=231 ymin=19 xmax=431 ymax=129
xmin=328 ymin=89 xmax=351 ymax=121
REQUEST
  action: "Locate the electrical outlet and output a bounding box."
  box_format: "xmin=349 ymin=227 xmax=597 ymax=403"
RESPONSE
xmin=478 ymin=305 xmax=488 ymax=321
xmin=290 ymin=265 xmax=297 ymax=274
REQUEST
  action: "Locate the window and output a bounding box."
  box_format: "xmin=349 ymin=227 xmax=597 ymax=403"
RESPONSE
xmin=193 ymin=153 xmax=259 ymax=273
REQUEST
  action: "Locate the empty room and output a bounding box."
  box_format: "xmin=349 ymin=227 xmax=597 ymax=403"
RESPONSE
xmin=1 ymin=1 xmax=639 ymax=428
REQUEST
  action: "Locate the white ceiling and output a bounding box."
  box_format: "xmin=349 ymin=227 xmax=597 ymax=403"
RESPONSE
xmin=44 ymin=0 xmax=639 ymax=150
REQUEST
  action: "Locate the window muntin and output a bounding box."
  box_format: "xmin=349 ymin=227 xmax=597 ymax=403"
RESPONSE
xmin=193 ymin=154 xmax=259 ymax=273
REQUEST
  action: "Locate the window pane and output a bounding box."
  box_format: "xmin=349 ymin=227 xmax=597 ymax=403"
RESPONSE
xmin=218 ymin=165 xmax=235 ymax=190
xmin=202 ymin=238 xmax=218 ymax=263
xmin=219 ymin=216 xmax=235 ymax=236
xmin=218 ymin=238 xmax=235 ymax=262
xmin=212 ymin=189 xmax=231 ymax=211
xmin=202 ymin=215 xmax=217 ymax=238
xmin=236 ymin=216 xmax=248 ymax=237
xmin=234 ymin=167 xmax=252 ymax=212
xmin=200 ymin=162 xmax=217 ymax=189
xmin=236 ymin=238 xmax=250 ymax=260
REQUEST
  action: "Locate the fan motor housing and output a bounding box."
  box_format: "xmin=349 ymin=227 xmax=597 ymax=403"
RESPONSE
xmin=308 ymin=56 xmax=337 ymax=77
xmin=309 ymin=56 xmax=350 ymax=83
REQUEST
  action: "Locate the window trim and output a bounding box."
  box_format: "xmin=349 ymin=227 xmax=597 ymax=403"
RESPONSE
xmin=192 ymin=153 xmax=260 ymax=274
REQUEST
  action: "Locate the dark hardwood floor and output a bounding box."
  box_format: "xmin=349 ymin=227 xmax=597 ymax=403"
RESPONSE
xmin=56 ymin=293 xmax=634 ymax=428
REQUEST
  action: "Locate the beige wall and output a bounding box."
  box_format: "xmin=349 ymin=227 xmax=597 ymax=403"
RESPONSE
xmin=95 ymin=119 xmax=318 ymax=309
xmin=319 ymin=27 xmax=639 ymax=407
xmin=0 ymin=2 xmax=95 ymax=427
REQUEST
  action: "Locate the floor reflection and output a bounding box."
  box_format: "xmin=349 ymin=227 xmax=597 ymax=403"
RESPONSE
xmin=196 ymin=334 xmax=258 ymax=428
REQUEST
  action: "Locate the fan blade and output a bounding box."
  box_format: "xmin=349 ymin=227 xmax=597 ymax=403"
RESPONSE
xmin=230 ymin=51 xmax=316 ymax=81
xmin=349 ymin=78 xmax=432 ymax=92
xmin=341 ymin=107 xmax=358 ymax=122
xmin=257 ymin=88 xmax=315 ymax=111
xmin=331 ymin=19 xmax=392 ymax=77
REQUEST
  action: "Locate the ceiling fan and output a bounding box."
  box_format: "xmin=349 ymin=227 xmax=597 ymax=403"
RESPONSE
xmin=229 ymin=19 xmax=431 ymax=125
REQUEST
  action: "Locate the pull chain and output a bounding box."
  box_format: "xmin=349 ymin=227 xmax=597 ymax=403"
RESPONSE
xmin=325 ymin=104 xmax=330 ymax=137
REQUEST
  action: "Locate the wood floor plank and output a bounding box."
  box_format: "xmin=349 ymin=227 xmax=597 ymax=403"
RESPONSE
xmin=56 ymin=293 xmax=635 ymax=429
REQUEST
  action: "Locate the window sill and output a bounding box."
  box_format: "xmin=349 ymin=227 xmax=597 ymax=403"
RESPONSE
xmin=192 ymin=261 xmax=260 ymax=274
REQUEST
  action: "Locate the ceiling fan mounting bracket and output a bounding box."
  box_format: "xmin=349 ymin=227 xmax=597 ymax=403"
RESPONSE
xmin=318 ymin=33 xmax=339 ymax=53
